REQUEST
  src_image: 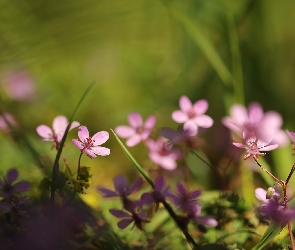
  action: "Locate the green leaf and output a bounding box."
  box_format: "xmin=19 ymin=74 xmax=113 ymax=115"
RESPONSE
xmin=251 ymin=222 xmax=284 ymax=250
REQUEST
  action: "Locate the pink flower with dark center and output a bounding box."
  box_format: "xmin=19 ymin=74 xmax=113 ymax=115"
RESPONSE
xmin=36 ymin=115 xmax=80 ymax=149
xmin=115 ymin=112 xmax=156 ymax=147
xmin=0 ymin=112 xmax=18 ymax=132
xmin=72 ymin=126 xmax=110 ymax=158
xmin=0 ymin=169 xmax=30 ymax=198
xmin=146 ymin=137 xmax=181 ymax=170
xmin=172 ymin=96 xmax=213 ymax=136
xmin=222 ymin=102 xmax=288 ymax=146
xmin=233 ymin=133 xmax=278 ymax=160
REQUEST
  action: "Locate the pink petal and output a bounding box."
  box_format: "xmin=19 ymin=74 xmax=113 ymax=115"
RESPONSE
xmin=126 ymin=134 xmax=142 ymax=147
xmin=255 ymin=188 xmax=267 ymax=202
xmin=91 ymin=146 xmax=110 ymax=156
xmin=36 ymin=125 xmax=53 ymax=140
xmin=262 ymin=112 xmax=283 ymax=129
xmin=78 ymin=126 xmax=89 ymax=141
xmin=6 ymin=169 xmax=18 ymax=184
xmin=115 ymin=126 xmax=135 ymax=138
xmin=118 ymin=219 xmax=133 ymax=229
xmin=260 ymin=144 xmax=278 ymax=152
xmin=179 ymin=96 xmax=192 ymax=112
xmin=287 ymin=130 xmax=295 ymax=143
xmin=146 ymin=139 xmax=157 ymax=151
xmin=193 ymin=99 xmax=208 ymax=114
xmin=172 ymin=110 xmax=188 ymax=123
xmin=248 ymin=102 xmax=263 ymax=124
xmin=69 ymin=121 xmax=80 ymax=131
xmin=230 ymin=104 xmax=248 ymax=124
xmin=194 ymin=115 xmax=214 ymax=128
xmin=52 ymin=116 xmax=68 ymax=133
xmin=159 ymin=156 xmax=177 ymax=170
xmin=128 ymin=112 xmax=143 ymax=128
xmin=114 ymin=176 xmax=128 ymax=193
xmin=72 ymin=139 xmax=84 ymax=150
xmin=85 ymin=149 xmax=97 ymax=158
xmin=232 ymin=142 xmax=246 ymax=149
xmin=92 ymin=131 xmax=109 ymax=146
xmin=144 ymin=115 xmax=156 ymax=129
xmin=198 ymin=216 xmax=218 ymax=227
xmin=272 ymin=130 xmax=288 ymax=146
xmin=221 ymin=117 xmax=242 ymax=132
xmin=183 ymin=121 xmax=198 ymax=136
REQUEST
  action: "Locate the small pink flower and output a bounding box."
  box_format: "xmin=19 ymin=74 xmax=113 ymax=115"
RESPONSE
xmin=172 ymin=96 xmax=213 ymax=136
xmin=115 ymin=112 xmax=156 ymax=147
xmin=36 ymin=115 xmax=80 ymax=149
xmin=146 ymin=137 xmax=181 ymax=170
xmin=233 ymin=133 xmax=278 ymax=160
xmin=286 ymin=130 xmax=295 ymax=143
xmin=222 ymin=102 xmax=288 ymax=146
xmin=72 ymin=126 xmax=110 ymax=158
xmin=0 ymin=112 xmax=18 ymax=132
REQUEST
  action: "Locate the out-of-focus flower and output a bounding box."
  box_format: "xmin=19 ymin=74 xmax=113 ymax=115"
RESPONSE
xmin=141 ymin=176 xmax=170 ymax=209
xmin=188 ymin=204 xmax=218 ymax=227
xmin=109 ymin=209 xmax=149 ymax=230
xmin=1 ymin=70 xmax=36 ymax=101
xmin=172 ymin=96 xmax=213 ymax=136
xmin=168 ymin=182 xmax=201 ymax=214
xmin=36 ymin=115 xmax=80 ymax=149
xmin=222 ymin=102 xmax=288 ymax=146
xmin=146 ymin=137 xmax=181 ymax=170
xmin=0 ymin=169 xmax=30 ymax=198
xmin=115 ymin=112 xmax=156 ymax=147
xmin=0 ymin=112 xmax=18 ymax=132
xmin=233 ymin=133 xmax=278 ymax=160
xmin=72 ymin=126 xmax=110 ymax=158
xmin=160 ymin=127 xmax=199 ymax=149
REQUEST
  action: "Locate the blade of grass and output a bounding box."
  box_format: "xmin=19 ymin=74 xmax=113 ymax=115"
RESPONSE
xmin=51 ymin=82 xmax=95 ymax=207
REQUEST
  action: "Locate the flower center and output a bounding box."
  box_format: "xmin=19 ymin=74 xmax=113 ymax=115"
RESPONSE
xmin=187 ymin=109 xmax=196 ymax=119
xmin=84 ymin=137 xmax=95 ymax=148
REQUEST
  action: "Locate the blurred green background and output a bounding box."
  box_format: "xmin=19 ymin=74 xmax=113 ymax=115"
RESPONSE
xmin=1 ymin=0 xmax=295 ymax=206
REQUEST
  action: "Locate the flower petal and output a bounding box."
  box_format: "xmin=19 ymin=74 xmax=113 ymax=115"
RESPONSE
xmin=115 ymin=126 xmax=135 ymax=138
xmin=144 ymin=115 xmax=156 ymax=129
xmin=69 ymin=121 xmax=80 ymax=131
xmin=114 ymin=176 xmax=128 ymax=194
xmin=255 ymin=188 xmax=267 ymax=202
xmin=248 ymin=102 xmax=263 ymax=124
xmin=194 ymin=115 xmax=214 ymax=128
xmin=36 ymin=125 xmax=53 ymax=140
xmin=52 ymin=116 xmax=68 ymax=133
xmin=97 ymin=187 xmax=118 ymax=198
xmin=126 ymin=135 xmax=142 ymax=147
xmin=128 ymin=178 xmax=143 ymax=194
xmin=72 ymin=139 xmax=84 ymax=150
xmin=92 ymin=131 xmax=109 ymax=146
xmin=183 ymin=121 xmax=198 ymax=136
xmin=172 ymin=111 xmax=188 ymax=123
xmin=78 ymin=126 xmax=89 ymax=141
xmin=128 ymin=112 xmax=143 ymax=128
xmin=110 ymin=209 xmax=130 ymax=218
xmin=6 ymin=169 xmax=18 ymax=184
xmin=193 ymin=99 xmax=208 ymax=114
xmin=154 ymin=176 xmax=165 ymax=190
xmin=85 ymin=149 xmax=97 ymax=158
xmin=118 ymin=219 xmax=133 ymax=229
xmin=91 ymin=146 xmax=110 ymax=156
xmin=179 ymin=96 xmax=192 ymax=112
xmin=13 ymin=181 xmax=30 ymax=193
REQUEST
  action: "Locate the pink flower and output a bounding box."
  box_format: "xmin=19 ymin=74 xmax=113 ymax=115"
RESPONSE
xmin=222 ymin=102 xmax=288 ymax=146
xmin=172 ymin=96 xmax=213 ymax=136
xmin=72 ymin=126 xmax=110 ymax=158
xmin=0 ymin=112 xmax=18 ymax=132
xmin=146 ymin=137 xmax=181 ymax=170
xmin=233 ymin=133 xmax=278 ymax=160
xmin=36 ymin=115 xmax=80 ymax=149
xmin=115 ymin=112 xmax=156 ymax=147
xmin=286 ymin=130 xmax=295 ymax=143
xmin=1 ymin=70 xmax=36 ymax=101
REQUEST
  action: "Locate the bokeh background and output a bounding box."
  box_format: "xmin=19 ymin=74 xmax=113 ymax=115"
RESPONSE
xmin=1 ymin=0 xmax=295 ymax=207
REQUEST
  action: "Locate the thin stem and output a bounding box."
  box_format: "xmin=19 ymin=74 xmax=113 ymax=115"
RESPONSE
xmin=286 ymin=164 xmax=295 ymax=185
xmin=253 ymin=157 xmax=283 ymax=185
xmin=77 ymin=152 xmax=83 ymax=180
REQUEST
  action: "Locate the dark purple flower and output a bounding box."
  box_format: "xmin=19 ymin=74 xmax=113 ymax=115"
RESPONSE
xmin=168 ymin=182 xmax=201 ymax=213
xmin=141 ymin=176 xmax=170 ymax=209
xmin=188 ymin=204 xmax=218 ymax=227
xmin=0 ymin=169 xmax=30 ymax=198
xmin=222 ymin=102 xmax=288 ymax=147
xmin=115 ymin=112 xmax=156 ymax=147
xmin=172 ymin=96 xmax=213 ymax=136
xmin=109 ymin=209 xmax=149 ymax=230
xmin=72 ymin=126 xmax=110 ymax=158
xmin=146 ymin=137 xmax=181 ymax=170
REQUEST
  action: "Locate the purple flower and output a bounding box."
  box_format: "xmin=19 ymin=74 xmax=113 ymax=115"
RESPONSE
xmin=0 ymin=112 xmax=18 ymax=132
xmin=146 ymin=137 xmax=181 ymax=170
xmin=72 ymin=126 xmax=110 ymax=158
xmin=109 ymin=209 xmax=149 ymax=230
xmin=36 ymin=115 xmax=80 ymax=149
xmin=0 ymin=169 xmax=30 ymax=198
xmin=233 ymin=133 xmax=278 ymax=160
xmin=188 ymin=204 xmax=218 ymax=227
xmin=222 ymin=102 xmax=288 ymax=146
xmin=115 ymin=112 xmax=156 ymax=147
xmin=168 ymin=182 xmax=201 ymax=214
xmin=172 ymin=96 xmax=213 ymax=136
xmin=141 ymin=176 xmax=170 ymax=208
